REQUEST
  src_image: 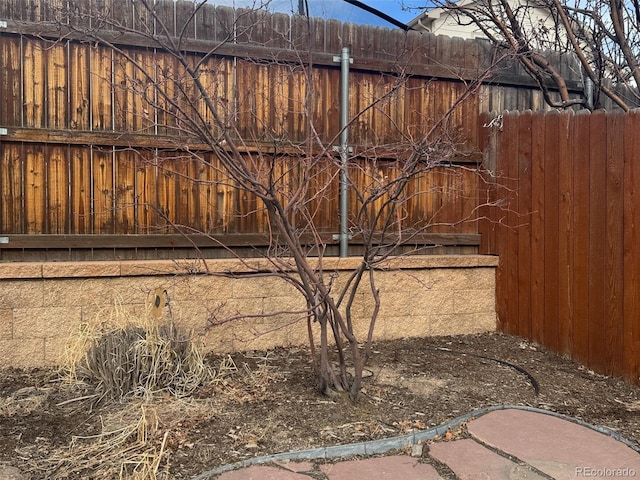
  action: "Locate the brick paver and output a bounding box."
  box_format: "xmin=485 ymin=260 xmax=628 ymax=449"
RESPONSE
xmin=320 ymin=455 xmax=442 ymax=480
xmin=429 ymin=438 xmax=547 ymax=480
xmin=467 ymin=409 xmax=640 ymax=480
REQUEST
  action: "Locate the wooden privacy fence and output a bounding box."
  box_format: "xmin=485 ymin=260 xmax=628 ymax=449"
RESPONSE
xmin=480 ymin=109 xmax=640 ymax=385
xmin=0 ymin=2 xmax=485 ymax=244
xmin=0 ymin=0 xmax=586 ymax=260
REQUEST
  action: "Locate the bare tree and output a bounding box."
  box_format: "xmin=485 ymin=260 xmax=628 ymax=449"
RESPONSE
xmin=53 ymin=0 xmax=497 ymax=400
xmin=430 ymin=0 xmax=640 ymax=110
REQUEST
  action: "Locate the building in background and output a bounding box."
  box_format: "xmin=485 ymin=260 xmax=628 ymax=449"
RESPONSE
xmin=408 ymin=0 xmax=558 ymax=46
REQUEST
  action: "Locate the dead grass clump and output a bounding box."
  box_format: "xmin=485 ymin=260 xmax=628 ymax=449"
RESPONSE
xmin=34 ymin=397 xmax=223 ymax=479
xmin=43 ymin=286 xmax=238 ymax=479
xmin=61 ymin=293 xmax=216 ymax=403
xmin=36 ymin=403 xmax=171 ymax=480
xmin=37 ymin=357 xmax=236 ymax=480
xmin=72 ymin=321 xmax=214 ymax=402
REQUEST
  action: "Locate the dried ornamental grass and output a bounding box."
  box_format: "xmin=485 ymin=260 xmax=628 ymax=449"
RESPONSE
xmin=36 ymin=358 xmax=237 ymax=480
xmin=40 ymin=290 xmax=238 ymax=479
xmin=36 ymin=403 xmax=171 ymax=480
xmin=76 ymin=322 xmax=212 ymax=402
xmin=61 ymin=291 xmax=214 ymax=402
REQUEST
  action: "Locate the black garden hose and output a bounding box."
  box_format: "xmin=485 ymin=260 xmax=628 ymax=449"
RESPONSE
xmin=422 ymin=346 xmax=540 ymax=396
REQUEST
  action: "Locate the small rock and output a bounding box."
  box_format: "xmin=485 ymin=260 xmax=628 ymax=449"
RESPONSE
xmin=245 ymin=439 xmax=258 ymax=449
xmin=411 ymin=443 xmax=423 ymax=457
xmin=0 ymin=464 xmax=26 ymax=480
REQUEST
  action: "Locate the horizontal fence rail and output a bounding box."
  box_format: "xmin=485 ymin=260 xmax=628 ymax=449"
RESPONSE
xmin=0 ymin=232 xmax=482 ymax=261
xmin=480 ymin=109 xmax=640 ymax=386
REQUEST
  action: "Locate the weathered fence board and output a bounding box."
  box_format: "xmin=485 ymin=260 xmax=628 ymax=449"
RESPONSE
xmin=543 ymin=111 xmax=560 ymax=353
xmin=605 ymin=112 xmax=625 ymax=376
xmin=482 ymin=109 xmax=640 ymax=386
xmin=572 ymin=110 xmax=591 ymax=366
xmin=623 ymin=112 xmax=640 ymax=382
xmin=516 ymin=111 xmax=532 ymax=340
xmin=588 ymin=111 xmax=608 ymax=371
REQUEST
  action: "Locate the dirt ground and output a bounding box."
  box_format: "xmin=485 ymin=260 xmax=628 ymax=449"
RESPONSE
xmin=1 ymin=332 xmax=639 ymax=479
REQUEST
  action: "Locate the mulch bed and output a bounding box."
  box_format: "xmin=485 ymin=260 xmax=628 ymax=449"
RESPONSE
xmin=1 ymin=332 xmax=638 ymax=479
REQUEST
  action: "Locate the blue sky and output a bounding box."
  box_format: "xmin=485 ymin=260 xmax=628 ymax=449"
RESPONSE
xmin=212 ymin=1 xmax=430 ymax=28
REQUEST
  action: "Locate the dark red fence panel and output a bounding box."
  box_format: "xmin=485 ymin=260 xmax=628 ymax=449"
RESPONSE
xmin=481 ymin=109 xmax=640 ymax=386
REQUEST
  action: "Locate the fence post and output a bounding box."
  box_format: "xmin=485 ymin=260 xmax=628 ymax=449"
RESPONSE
xmin=333 ymin=47 xmax=353 ymax=258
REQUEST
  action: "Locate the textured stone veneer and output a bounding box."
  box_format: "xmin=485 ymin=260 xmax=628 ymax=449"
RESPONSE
xmin=0 ymin=255 xmax=498 ymax=368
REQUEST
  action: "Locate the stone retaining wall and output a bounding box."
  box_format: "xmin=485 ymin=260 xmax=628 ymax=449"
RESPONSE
xmin=0 ymin=255 xmax=498 ymax=368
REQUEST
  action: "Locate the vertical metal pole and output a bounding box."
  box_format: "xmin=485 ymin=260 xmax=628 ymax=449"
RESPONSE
xmin=585 ymin=75 xmax=594 ymax=110
xmin=335 ymin=47 xmax=352 ymax=258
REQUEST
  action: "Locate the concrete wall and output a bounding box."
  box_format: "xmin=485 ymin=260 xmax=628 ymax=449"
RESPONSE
xmin=0 ymin=255 xmax=498 ymax=368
